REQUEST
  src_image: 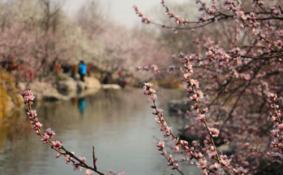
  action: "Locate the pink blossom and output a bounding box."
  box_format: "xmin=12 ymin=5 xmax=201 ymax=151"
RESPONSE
xmin=174 ymin=145 xmax=180 ymax=152
xmin=42 ymin=133 xmax=50 ymax=143
xmin=172 ymin=163 xmax=179 ymax=170
xmin=45 ymin=128 xmax=56 ymax=138
xmin=27 ymin=110 xmax=37 ymax=119
xmin=157 ymin=141 xmax=165 ymax=151
xmin=52 ymin=141 xmax=62 ymax=149
xmin=80 ymin=156 xmax=86 ymax=163
xmin=56 ymin=153 xmax=61 ymax=159
xmin=209 ymin=127 xmax=220 ymax=137
xmin=85 ymin=169 xmax=93 ymax=175
xmin=198 ymin=158 xmax=207 ymax=169
xmin=278 ymin=123 xmax=283 ymax=130
xmin=34 ymin=122 xmax=43 ymax=130
xmin=219 ymin=155 xmax=231 ymax=167
xmin=64 ymin=155 xmax=71 ymax=164
xmin=22 ymin=90 xmax=35 ymax=103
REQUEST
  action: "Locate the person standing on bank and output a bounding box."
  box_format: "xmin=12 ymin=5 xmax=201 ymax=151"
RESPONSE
xmin=78 ymin=60 xmax=87 ymax=82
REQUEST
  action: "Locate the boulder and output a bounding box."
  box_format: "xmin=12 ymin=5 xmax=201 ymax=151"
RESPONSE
xmin=168 ymin=99 xmax=190 ymax=115
xmin=256 ymin=160 xmax=283 ymax=175
xmin=30 ymin=81 xmax=66 ymax=101
xmin=85 ymin=77 xmax=101 ymax=90
xmin=78 ymin=77 xmax=101 ymax=97
xmin=57 ymin=77 xmax=101 ymax=96
xmin=218 ymin=144 xmax=235 ymax=156
xmin=57 ymin=78 xmax=77 ymax=96
xmin=101 ymin=84 xmax=121 ymax=90
xmin=29 ymin=77 xmax=101 ymax=101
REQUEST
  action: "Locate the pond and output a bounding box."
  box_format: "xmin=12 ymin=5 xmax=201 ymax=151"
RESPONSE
xmin=0 ymin=89 xmax=199 ymax=175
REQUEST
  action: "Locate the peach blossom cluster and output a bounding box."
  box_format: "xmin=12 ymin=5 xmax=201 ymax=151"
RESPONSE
xmin=133 ymin=5 xmax=150 ymax=24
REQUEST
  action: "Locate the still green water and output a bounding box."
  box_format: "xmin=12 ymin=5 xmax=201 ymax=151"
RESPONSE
xmin=0 ymin=89 xmax=198 ymax=175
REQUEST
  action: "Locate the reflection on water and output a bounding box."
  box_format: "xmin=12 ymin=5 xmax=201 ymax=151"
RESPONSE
xmin=0 ymin=89 xmax=199 ymax=175
xmin=78 ymin=98 xmax=87 ymax=116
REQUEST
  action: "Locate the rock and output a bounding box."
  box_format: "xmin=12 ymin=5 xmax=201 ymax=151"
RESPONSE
xmin=256 ymin=160 xmax=283 ymax=175
xmin=101 ymin=84 xmax=121 ymax=90
xmin=57 ymin=77 xmax=101 ymax=96
xmin=57 ymin=78 xmax=77 ymax=96
xmin=218 ymin=144 xmax=235 ymax=156
xmin=168 ymin=99 xmax=190 ymax=115
xmin=30 ymin=81 xmax=65 ymax=101
xmin=29 ymin=77 xmax=101 ymax=101
xmin=85 ymin=77 xmax=101 ymax=89
xmin=78 ymin=77 xmax=101 ymax=97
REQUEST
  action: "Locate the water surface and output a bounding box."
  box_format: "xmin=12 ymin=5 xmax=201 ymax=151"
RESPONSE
xmin=0 ymin=89 xmax=198 ymax=175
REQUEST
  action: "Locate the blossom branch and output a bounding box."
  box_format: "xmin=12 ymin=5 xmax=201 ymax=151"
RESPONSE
xmin=179 ymin=54 xmax=237 ymax=175
xmin=21 ymin=90 xmax=105 ymax=175
xmin=134 ymin=0 xmax=283 ymax=31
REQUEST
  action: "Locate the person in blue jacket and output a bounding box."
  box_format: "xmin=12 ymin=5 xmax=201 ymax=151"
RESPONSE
xmin=78 ymin=60 xmax=87 ymax=81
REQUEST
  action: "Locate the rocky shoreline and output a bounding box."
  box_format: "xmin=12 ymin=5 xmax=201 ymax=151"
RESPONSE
xmin=24 ymin=77 xmax=102 ymax=101
xmin=1 ymin=76 xmax=118 ymax=119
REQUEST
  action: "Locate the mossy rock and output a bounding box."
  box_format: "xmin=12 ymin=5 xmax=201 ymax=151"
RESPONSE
xmin=0 ymin=70 xmax=21 ymax=119
xmin=0 ymin=83 xmax=10 ymax=119
xmin=255 ymin=160 xmax=283 ymax=175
